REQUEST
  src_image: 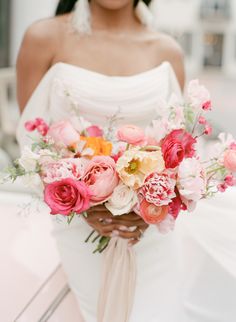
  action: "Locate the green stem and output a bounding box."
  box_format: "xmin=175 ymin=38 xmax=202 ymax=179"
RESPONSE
xmin=92 ymin=234 xmax=101 ymax=243
xmin=207 ymin=166 xmax=224 ymax=175
xmin=84 ymin=230 xmax=96 ymax=243
xmin=67 ymin=212 xmax=75 ymax=225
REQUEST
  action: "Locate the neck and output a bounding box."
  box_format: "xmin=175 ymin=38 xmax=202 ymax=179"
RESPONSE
xmin=90 ymin=1 xmax=139 ymax=32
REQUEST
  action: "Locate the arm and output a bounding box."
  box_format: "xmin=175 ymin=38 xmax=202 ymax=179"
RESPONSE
xmin=16 ymin=19 xmax=58 ymax=113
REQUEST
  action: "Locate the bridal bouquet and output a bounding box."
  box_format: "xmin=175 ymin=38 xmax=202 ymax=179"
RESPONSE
xmin=3 ymin=80 xmax=236 ymax=252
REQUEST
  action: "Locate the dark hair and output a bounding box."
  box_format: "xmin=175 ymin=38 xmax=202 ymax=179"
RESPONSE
xmin=56 ymin=0 xmax=152 ymax=15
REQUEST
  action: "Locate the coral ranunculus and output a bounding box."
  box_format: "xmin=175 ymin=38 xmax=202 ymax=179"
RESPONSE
xmin=117 ymin=124 xmax=146 ymax=146
xmin=139 ymin=199 xmax=169 ymax=224
xmin=44 ymin=178 xmax=91 ymax=216
xmin=161 ymin=129 xmax=196 ymax=168
xmin=82 ymin=156 xmax=119 ymax=204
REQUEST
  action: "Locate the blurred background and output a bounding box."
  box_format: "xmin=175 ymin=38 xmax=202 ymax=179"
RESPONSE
xmin=0 ymin=0 xmax=235 ymax=321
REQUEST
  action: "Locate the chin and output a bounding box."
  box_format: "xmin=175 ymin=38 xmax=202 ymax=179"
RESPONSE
xmin=94 ymin=0 xmax=133 ymax=10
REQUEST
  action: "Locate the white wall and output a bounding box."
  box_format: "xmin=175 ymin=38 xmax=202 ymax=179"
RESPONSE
xmin=10 ymin=0 xmax=58 ymax=65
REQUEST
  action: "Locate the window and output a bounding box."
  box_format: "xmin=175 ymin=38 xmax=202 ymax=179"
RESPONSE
xmin=200 ymin=0 xmax=231 ymax=21
xmin=0 ymin=0 xmax=10 ymax=67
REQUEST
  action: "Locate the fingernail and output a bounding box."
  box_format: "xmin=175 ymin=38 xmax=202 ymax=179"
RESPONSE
xmin=104 ymin=218 xmax=112 ymax=224
xmin=99 ymin=218 xmax=104 ymax=222
xmin=119 ymin=225 xmax=129 ymax=231
xmin=111 ymin=230 xmax=119 ymax=237
xmin=128 ymin=226 xmax=137 ymax=232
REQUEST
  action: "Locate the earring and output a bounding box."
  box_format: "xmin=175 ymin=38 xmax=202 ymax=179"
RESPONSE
xmin=71 ymin=0 xmax=92 ymax=35
xmin=135 ymin=0 xmax=154 ymax=28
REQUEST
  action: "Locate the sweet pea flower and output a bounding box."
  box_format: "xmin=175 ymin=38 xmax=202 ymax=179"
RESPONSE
xmin=204 ymin=123 xmax=213 ymax=136
xmin=187 ymin=79 xmax=211 ymax=110
xmin=224 ymin=175 xmax=236 ymax=187
xmin=86 ymin=125 xmax=103 ymax=137
xmin=198 ymin=116 xmax=207 ymax=125
xmin=177 ymin=157 xmax=206 ymax=204
xmin=25 ymin=118 xmax=49 ymax=136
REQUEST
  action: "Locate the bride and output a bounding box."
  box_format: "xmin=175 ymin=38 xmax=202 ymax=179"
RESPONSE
xmin=16 ymin=0 xmax=236 ymax=321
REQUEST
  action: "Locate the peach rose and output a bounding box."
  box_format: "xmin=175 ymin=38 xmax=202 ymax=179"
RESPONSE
xmin=117 ymin=125 xmax=146 ymax=146
xmin=48 ymin=121 xmax=80 ymax=147
xmin=224 ymin=149 xmax=236 ymax=172
xmin=82 ymin=156 xmax=119 ymax=204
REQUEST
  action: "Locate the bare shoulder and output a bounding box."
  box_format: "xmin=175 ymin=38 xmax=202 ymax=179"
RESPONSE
xmin=20 ymin=16 xmax=66 ymax=57
xmin=154 ymin=32 xmax=185 ymax=90
xmin=16 ymin=15 xmax=69 ymax=111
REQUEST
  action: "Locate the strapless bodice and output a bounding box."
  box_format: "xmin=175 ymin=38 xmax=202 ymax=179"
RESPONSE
xmin=17 ymin=61 xmax=181 ymax=148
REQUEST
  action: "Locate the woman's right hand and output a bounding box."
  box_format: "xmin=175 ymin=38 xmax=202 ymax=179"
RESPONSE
xmin=85 ymin=205 xmax=148 ymax=244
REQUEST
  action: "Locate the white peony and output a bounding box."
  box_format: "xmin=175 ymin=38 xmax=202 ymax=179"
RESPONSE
xmin=18 ymin=146 xmax=40 ymax=172
xmin=105 ymin=182 xmax=138 ymax=216
xmin=177 ymin=158 xmax=206 ymax=205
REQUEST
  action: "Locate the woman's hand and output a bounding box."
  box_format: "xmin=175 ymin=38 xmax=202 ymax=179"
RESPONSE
xmin=85 ymin=205 xmax=148 ymax=245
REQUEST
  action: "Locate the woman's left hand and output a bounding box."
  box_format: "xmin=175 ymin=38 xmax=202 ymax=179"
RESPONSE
xmin=102 ymin=212 xmax=149 ymax=246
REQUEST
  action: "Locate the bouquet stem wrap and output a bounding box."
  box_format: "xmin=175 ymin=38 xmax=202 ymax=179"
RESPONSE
xmin=97 ymin=237 xmax=137 ymax=322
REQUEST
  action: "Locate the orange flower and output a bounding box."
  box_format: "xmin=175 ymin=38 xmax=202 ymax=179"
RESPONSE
xmin=80 ymin=136 xmax=112 ymax=157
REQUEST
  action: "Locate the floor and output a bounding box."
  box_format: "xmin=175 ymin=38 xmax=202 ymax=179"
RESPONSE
xmin=0 ymin=188 xmax=82 ymax=322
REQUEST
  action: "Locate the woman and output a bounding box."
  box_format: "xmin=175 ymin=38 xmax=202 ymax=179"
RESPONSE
xmin=16 ymin=0 xmax=186 ymax=321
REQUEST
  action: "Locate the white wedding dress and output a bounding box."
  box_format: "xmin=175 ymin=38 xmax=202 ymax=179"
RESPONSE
xmin=17 ymin=61 xmax=236 ymax=322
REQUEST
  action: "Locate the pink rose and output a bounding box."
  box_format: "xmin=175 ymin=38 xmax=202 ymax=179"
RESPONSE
xmin=86 ymin=125 xmax=103 ymax=137
xmin=82 ymin=156 xmax=119 ymax=204
xmin=44 ymin=178 xmax=91 ymax=216
xmin=117 ymin=124 xmax=146 ymax=146
xmin=140 ymin=172 xmax=176 ymax=206
xmin=48 ymin=121 xmax=80 ymax=146
xmin=139 ymin=199 xmax=169 ymax=224
xmin=224 ymin=149 xmax=236 ymax=172
xmin=161 ymin=129 xmax=196 ymax=168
